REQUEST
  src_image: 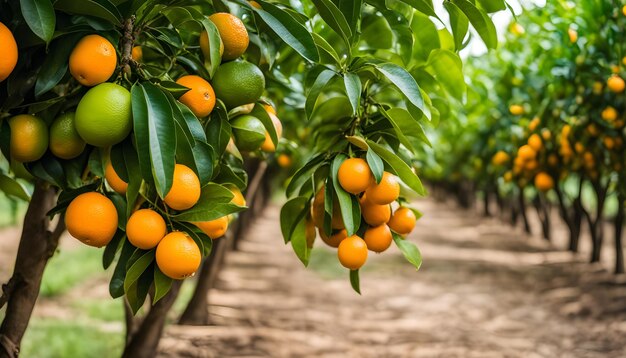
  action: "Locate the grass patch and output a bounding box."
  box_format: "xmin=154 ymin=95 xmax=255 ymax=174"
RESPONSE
xmin=71 ymin=298 xmax=125 ymax=322
xmin=307 ymin=246 xmax=346 ymax=279
xmin=40 ymin=246 xmax=106 ymax=297
xmin=21 ymin=318 xmax=124 ymax=358
xmin=0 ymin=192 xmax=28 ymax=228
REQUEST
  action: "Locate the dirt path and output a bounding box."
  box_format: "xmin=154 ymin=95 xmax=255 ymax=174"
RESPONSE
xmin=158 ymin=197 xmax=626 ymax=358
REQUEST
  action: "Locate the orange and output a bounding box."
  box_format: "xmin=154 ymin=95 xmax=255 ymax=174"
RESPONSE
xmin=311 ymin=186 xmax=344 ymax=230
xmin=491 ymin=151 xmax=509 ymax=166
xmin=363 ymin=224 xmax=393 ymax=253
xmin=126 ymin=209 xmax=167 ymax=249
xmin=524 ymin=159 xmax=538 ymax=172
xmin=260 ymin=113 xmax=282 ymax=152
xmin=156 ymin=232 xmax=201 ymax=279
xmin=623 ymin=5 xmax=626 ymax=16
xmin=277 ymin=154 xmax=292 ymax=168
xmin=131 ymin=46 xmax=142 ymax=61
xmin=541 ymin=129 xmax=551 ymax=141
xmin=586 ymin=124 xmax=599 ymax=137
xmin=509 ymin=104 xmax=524 ymax=115
xmin=199 ymin=30 xmax=224 ymax=60
xmin=593 ymin=81 xmax=603 ymax=94
xmin=176 ymin=75 xmax=216 ymax=118
xmin=534 ymin=172 xmax=554 ymax=192
xmin=337 ymin=235 xmax=368 ymax=270
xmin=195 ymin=216 xmax=229 ymax=239
xmin=65 ymin=192 xmax=118 ymax=247
xmin=305 ymin=218 xmax=316 ymax=248
xmin=388 ymin=207 xmax=417 ymax=235
xmin=527 ymin=134 xmax=542 ymax=152
xmin=574 ymin=142 xmax=585 ymax=154
xmin=364 ymin=171 xmax=400 ymax=205
xmin=503 ymin=171 xmax=513 ymax=182
xmin=548 ymin=154 xmax=559 ymax=167
xmin=9 ymin=114 xmax=48 ymax=162
xmin=164 ymin=164 xmax=201 ymax=210
xmin=608 ymin=75 xmax=625 ymax=93
xmin=360 ymin=194 xmax=391 ymax=226
xmin=338 ymin=158 xmax=373 ymax=194
xmin=319 ymin=228 xmax=347 ymax=248
xmin=249 ymin=0 xmax=262 ymax=9
xmin=209 ymin=13 xmax=249 ymax=61
xmin=105 ymin=161 xmax=128 ymax=195
xmin=69 ymin=34 xmax=117 ymax=87
xmin=568 ymin=28 xmax=577 ymax=43
xmin=0 ymin=22 xmax=18 ymax=82
xmin=602 ymin=106 xmax=618 ymax=121
xmin=228 ymin=185 xmax=246 ymax=207
xmin=528 ymin=117 xmax=540 ymax=131
xmin=517 ymin=145 xmax=536 ymax=161
xmin=604 ymin=137 xmax=615 ymax=150
xmin=263 ymin=103 xmax=276 ymax=115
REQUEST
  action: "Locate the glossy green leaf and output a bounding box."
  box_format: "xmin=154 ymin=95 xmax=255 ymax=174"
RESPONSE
xmin=0 ymin=174 xmax=31 ymax=201
xmin=350 ymin=269 xmax=361 ymax=294
xmin=344 ymin=73 xmax=361 ymax=116
xmin=20 ymin=0 xmax=56 ymax=43
xmin=173 ymin=183 xmax=245 ymax=222
xmin=123 ymin=250 xmax=155 ymax=294
xmin=102 ymin=230 xmax=124 ymax=270
xmin=373 ymin=63 xmax=425 ymax=116
xmin=54 ymin=0 xmax=122 ymax=25
xmin=109 ymin=240 xmax=134 ymax=298
xmin=280 ymin=196 xmax=309 ymax=243
xmin=443 ymin=1 xmax=469 ymax=51
xmin=452 ymin=0 xmax=498 ymax=49
xmin=153 ymin=266 xmax=173 ymax=304
xmin=311 ymin=0 xmax=353 ymax=47
xmin=393 ymin=233 xmax=422 ymax=270
xmin=427 ymin=49 xmax=466 ymax=100
xmin=305 ymin=69 xmax=336 ymax=119
xmin=397 ymin=0 xmax=437 ymax=17
xmin=330 ymin=154 xmax=361 ymax=236
xmin=366 ymin=149 xmax=384 ymax=184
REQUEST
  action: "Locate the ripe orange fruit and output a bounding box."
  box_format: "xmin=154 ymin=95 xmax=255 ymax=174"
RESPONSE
xmin=319 ymin=228 xmax=347 ymax=248
xmin=608 ymin=75 xmax=625 ymax=93
xmin=338 ymin=158 xmax=373 ymax=194
xmin=528 ymin=117 xmax=540 ymax=131
xmin=388 ymin=207 xmax=417 ymax=235
xmin=305 ymin=218 xmax=316 ymax=248
xmin=131 ymin=46 xmax=142 ymax=61
xmin=541 ymin=129 xmax=551 ymax=141
xmin=209 ymin=13 xmax=249 ymax=61
xmin=364 ymin=171 xmax=400 ymax=205
xmin=602 ymin=106 xmax=618 ymax=121
xmin=534 ymin=172 xmax=554 ymax=192
xmin=195 ymin=216 xmax=229 ymax=239
xmin=176 ymin=75 xmax=216 ymax=118
xmin=363 ymin=224 xmax=393 ymax=253
xmin=491 ymin=151 xmax=509 ymax=166
xmin=277 ymin=154 xmax=292 ymax=168
xmin=228 ymin=185 xmax=246 ymax=207
xmin=509 ymin=104 xmax=524 ymax=115
xmin=360 ymin=195 xmax=391 ymax=226
xmin=49 ymin=112 xmax=86 ymax=160
xmin=503 ymin=171 xmax=513 ymax=182
xmin=337 ymin=235 xmax=368 ymax=270
xmin=164 ymin=164 xmax=201 ymax=210
xmin=524 ymin=159 xmax=538 ymax=172
xmin=65 ymin=192 xmax=118 ymax=247
xmin=156 ymin=232 xmax=201 ymax=279
xmin=69 ymin=34 xmax=117 ymax=87
xmin=0 ymin=22 xmax=18 ymax=82
xmin=517 ymin=145 xmax=536 ymax=161
xmin=105 ymin=161 xmax=128 ymax=195
xmin=75 ymin=83 xmax=132 ymax=147
xmin=126 ymin=209 xmax=167 ymax=249
xmin=603 ymin=137 xmax=615 ymax=150
xmin=9 ymin=114 xmax=48 ymax=162
xmin=199 ymin=30 xmax=224 ymax=60
xmin=311 ymin=186 xmax=344 ymax=230
xmin=527 ymin=134 xmax=542 ymax=152
xmin=568 ymin=28 xmax=578 ymax=43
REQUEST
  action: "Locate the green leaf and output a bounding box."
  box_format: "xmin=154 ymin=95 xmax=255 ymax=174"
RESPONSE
xmin=330 ymin=154 xmax=361 ymax=236
xmin=131 ymin=82 xmax=176 ymax=199
xmin=286 ymin=153 xmax=327 ymax=197
xmin=427 ymin=49 xmax=466 ymax=100
xmin=20 ymin=0 xmax=55 ymax=43
xmin=366 ymin=149 xmax=384 ymax=184
xmin=312 ymin=33 xmax=341 ymax=64
xmin=397 ymin=0 xmax=437 ymax=17
xmin=393 ymin=233 xmax=422 ymax=270
xmin=305 ymin=69 xmax=336 ymax=119
xmin=153 ymin=266 xmax=173 ymax=304
xmin=280 ymin=196 xmax=309 ymax=243
xmin=54 ymin=0 xmax=122 ymax=26
xmin=0 ymin=174 xmax=31 ymax=201
xmin=126 ymin=268 xmax=152 ymax=314
xmin=451 ymin=0 xmax=498 ymax=49
xmin=476 ymin=0 xmax=506 ymax=13
xmin=290 ymin=215 xmax=310 ymax=266
xmin=366 ymin=140 xmax=426 ymax=196
xmin=373 ymin=63 xmax=426 ymax=117
xmin=123 ymin=250 xmax=155 ymax=294
xmin=251 ymin=104 xmax=278 ymax=150
xmin=205 ymin=106 xmax=231 ymax=158
xmin=102 ymin=231 xmax=124 ymax=270
xmin=350 ymin=269 xmax=361 ymax=294
xmin=336 ymin=0 xmax=362 ymax=35
xmin=343 ymin=73 xmax=361 ymax=116
xmin=199 ymin=17 xmax=222 ymax=77
xmin=410 ymin=12 xmax=440 ymax=64
xmin=109 ymin=240 xmax=134 ymax=298
xmin=310 ymin=0 xmax=353 ymax=48
xmin=122 ymin=139 xmax=141 ymax=219
xmin=381 ymin=107 xmax=431 ymax=150
xmin=173 ymin=183 xmax=245 ymax=222
xmin=443 ymin=1 xmax=469 ymax=51
xmin=249 ymin=0 xmax=320 ymax=62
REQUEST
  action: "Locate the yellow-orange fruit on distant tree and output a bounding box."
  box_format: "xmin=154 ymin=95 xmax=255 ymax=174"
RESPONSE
xmin=607 ymin=75 xmax=625 ymax=93
xmin=527 ymin=134 xmax=542 ymax=152
xmin=534 ymin=172 xmax=554 ymax=192
xmin=517 ymin=145 xmax=536 ymax=161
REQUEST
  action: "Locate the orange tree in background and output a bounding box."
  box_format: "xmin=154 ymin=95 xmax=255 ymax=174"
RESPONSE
xmin=427 ymin=0 xmax=626 ymax=273
xmin=0 ymin=0 xmax=505 ymax=355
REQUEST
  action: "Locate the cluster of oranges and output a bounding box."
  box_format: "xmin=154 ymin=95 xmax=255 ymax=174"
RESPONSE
xmin=309 ymin=158 xmax=417 ymax=271
xmin=68 ymin=163 xmax=245 ymax=279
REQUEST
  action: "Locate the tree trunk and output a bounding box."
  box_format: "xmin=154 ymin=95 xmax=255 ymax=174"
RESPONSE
xmin=614 ymin=193 xmax=624 ymax=274
xmin=483 ymin=187 xmax=491 ymax=217
xmin=533 ymin=195 xmax=551 ymax=241
xmin=518 ymin=188 xmax=532 ymax=235
xmin=589 ymin=182 xmax=608 ymax=263
xmin=570 ymin=179 xmax=584 ymax=252
xmin=122 ymin=281 xmax=182 ymax=358
xmin=0 ymin=181 xmax=61 ymax=358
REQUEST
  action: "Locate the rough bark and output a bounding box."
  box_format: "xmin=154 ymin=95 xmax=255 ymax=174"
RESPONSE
xmin=0 ymin=181 xmax=61 ymax=358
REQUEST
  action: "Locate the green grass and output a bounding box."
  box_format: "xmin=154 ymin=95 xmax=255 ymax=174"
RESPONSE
xmin=0 ymin=192 xmax=27 ymax=228
xmin=71 ymin=299 xmax=125 ymax=322
xmin=307 ymin=246 xmax=346 ymax=279
xmin=40 ymin=246 xmax=107 ymax=297
xmin=20 ymin=318 xmax=124 ymax=358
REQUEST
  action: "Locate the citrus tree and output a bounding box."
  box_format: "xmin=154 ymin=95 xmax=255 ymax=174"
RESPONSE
xmin=0 ymin=0 xmax=505 ymax=355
